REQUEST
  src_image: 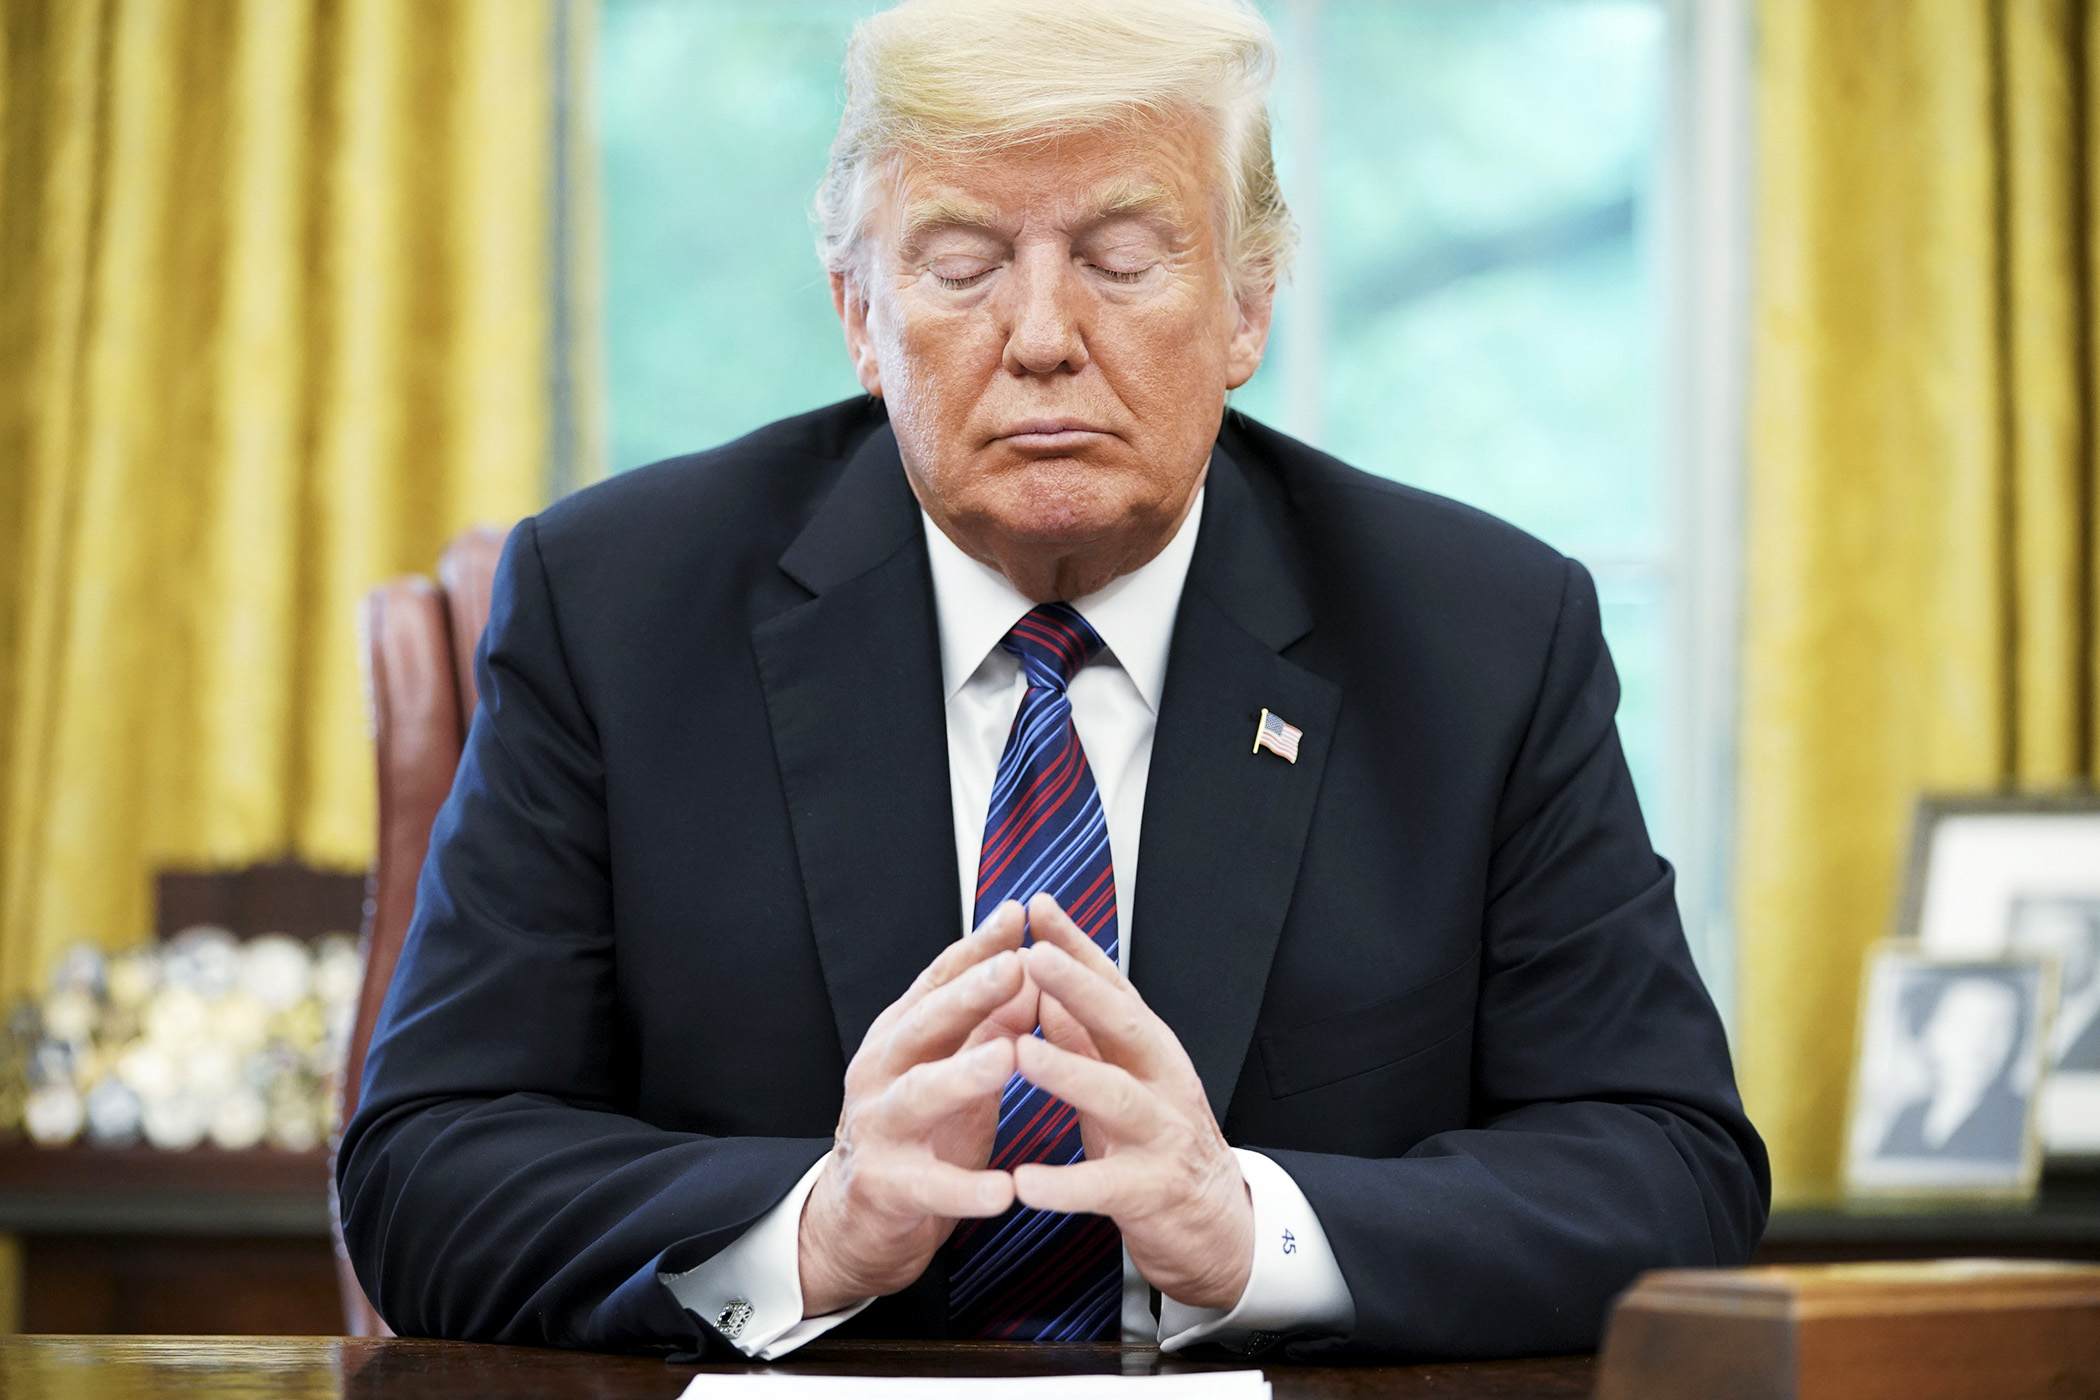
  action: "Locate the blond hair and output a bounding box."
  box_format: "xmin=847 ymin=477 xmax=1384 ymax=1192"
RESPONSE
xmin=815 ymin=0 xmax=1293 ymax=293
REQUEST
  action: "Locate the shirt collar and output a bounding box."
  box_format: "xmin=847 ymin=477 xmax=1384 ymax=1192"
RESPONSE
xmin=921 ymin=479 xmax=1205 ymax=714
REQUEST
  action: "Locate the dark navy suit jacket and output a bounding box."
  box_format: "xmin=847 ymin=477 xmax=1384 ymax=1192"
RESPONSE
xmin=338 ymin=397 xmax=1769 ymax=1359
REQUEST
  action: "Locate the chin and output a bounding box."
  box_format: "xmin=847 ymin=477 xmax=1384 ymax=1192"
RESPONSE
xmin=985 ymin=473 xmax=1139 ymax=548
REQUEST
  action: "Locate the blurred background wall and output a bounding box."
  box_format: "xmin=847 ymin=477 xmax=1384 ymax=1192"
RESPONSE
xmin=0 ymin=0 xmax=2094 ymax=1215
xmin=1742 ymin=0 xmax=2100 ymax=1201
xmin=0 ymin=0 xmax=601 ymax=1005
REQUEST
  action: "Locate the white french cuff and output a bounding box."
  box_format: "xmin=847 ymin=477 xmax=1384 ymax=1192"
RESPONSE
xmin=661 ymin=1151 xmax=873 ymax=1359
xmin=1155 ymin=1148 xmax=1356 ymax=1353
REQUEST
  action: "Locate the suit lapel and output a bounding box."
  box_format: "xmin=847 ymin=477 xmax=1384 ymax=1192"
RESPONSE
xmin=1132 ymin=444 xmax=1341 ymax=1119
xmin=753 ymin=423 xmax=962 ymax=1062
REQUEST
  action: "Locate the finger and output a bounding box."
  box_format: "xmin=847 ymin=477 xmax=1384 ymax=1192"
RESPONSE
xmin=1022 ymin=941 xmax=1165 ymax=1077
xmin=1025 ymin=893 xmax=1124 ymax=983
xmin=903 ymin=902 xmax=1030 ymax=1009
xmin=897 ymin=1159 xmax=1017 ymax=1219
xmin=1039 ymin=992 xmax=1101 ymax=1061
xmin=966 ymin=971 xmax=1042 ymax=1048
xmin=1010 ymin=1157 xmax=1134 ymax=1217
xmin=955 ymin=900 xmax=1030 ymax=967
xmin=863 ymin=902 xmax=1027 ymax=1050
xmin=882 ymin=950 xmax=1026 ymax=1075
xmin=1037 ymin=995 xmax=1108 ymax=1164
xmin=873 ymin=1039 xmax=1016 ymax=1136
xmin=1014 ymin=1034 xmax=1162 ymax=1144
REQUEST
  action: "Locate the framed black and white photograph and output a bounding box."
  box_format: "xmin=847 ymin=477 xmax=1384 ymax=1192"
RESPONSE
xmin=1844 ymin=945 xmax=2055 ymax=1198
xmin=1897 ymin=793 xmax=2100 ymax=1157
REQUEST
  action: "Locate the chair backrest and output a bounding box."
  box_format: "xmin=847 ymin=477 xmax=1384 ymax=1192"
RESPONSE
xmin=331 ymin=524 xmax=510 ymax=1336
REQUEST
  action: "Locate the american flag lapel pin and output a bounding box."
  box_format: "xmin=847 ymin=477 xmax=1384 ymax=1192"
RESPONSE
xmin=1253 ymin=708 xmax=1302 ymax=764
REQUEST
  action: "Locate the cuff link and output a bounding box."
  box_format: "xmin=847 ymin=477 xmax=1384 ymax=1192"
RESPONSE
xmin=715 ymin=1299 xmax=754 ymax=1340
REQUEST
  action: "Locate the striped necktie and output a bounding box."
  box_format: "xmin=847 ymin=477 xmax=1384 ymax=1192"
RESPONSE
xmin=943 ymin=602 xmax=1122 ymax=1341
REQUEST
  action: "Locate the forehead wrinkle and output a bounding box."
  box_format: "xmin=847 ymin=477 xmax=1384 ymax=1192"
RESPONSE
xmin=897 ymin=176 xmax=1189 ymax=254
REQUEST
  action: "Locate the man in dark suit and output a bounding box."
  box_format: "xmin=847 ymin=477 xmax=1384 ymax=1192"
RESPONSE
xmin=338 ymin=0 xmax=1766 ymax=1362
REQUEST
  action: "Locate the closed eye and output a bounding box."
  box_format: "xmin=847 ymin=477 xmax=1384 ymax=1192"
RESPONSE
xmin=931 ymin=268 xmax=994 ymax=290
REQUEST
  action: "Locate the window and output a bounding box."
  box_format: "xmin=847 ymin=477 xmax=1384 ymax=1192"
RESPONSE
xmin=597 ymin=2 xmax=868 ymax=469
xmin=594 ymin=0 xmax=1747 ymax=1014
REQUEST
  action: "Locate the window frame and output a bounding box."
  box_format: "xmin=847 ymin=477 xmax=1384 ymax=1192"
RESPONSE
xmin=1658 ymin=0 xmax=1753 ymax=1028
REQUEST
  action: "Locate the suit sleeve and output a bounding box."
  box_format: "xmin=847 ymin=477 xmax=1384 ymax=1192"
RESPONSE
xmin=1264 ymin=558 xmax=1770 ymax=1361
xmin=335 ymin=519 xmax=831 ymax=1354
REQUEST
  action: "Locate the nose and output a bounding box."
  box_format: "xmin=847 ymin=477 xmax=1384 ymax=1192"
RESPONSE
xmin=1000 ymin=243 xmax=1089 ymax=377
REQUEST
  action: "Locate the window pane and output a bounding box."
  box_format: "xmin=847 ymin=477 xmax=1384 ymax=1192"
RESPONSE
xmin=598 ymin=0 xmax=863 ymax=474
xmin=1244 ymin=0 xmax=1670 ymax=829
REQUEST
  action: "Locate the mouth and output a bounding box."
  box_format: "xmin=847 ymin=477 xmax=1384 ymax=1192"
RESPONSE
xmin=993 ymin=419 xmax=1115 ymax=452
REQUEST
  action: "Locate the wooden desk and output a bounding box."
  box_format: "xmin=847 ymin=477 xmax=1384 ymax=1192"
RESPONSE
xmin=0 ymin=1337 xmax=1594 ymax=1398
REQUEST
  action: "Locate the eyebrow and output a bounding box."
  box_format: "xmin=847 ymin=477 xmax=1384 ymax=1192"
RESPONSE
xmin=897 ymin=195 xmax=1003 ymax=250
xmin=1090 ymin=180 xmax=1181 ymax=226
xmin=896 ymin=180 xmax=1185 ymax=252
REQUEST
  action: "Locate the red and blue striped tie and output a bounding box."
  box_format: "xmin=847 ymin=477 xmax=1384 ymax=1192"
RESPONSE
xmin=944 ymin=602 xmax=1122 ymax=1341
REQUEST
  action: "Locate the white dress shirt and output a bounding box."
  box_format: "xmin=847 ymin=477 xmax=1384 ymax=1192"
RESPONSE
xmin=665 ymin=483 xmax=1354 ymax=1357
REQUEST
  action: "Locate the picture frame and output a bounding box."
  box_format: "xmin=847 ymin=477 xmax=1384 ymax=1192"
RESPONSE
xmin=1843 ymin=944 xmax=2054 ymax=1199
xmin=1897 ymin=792 xmax=2100 ymax=1158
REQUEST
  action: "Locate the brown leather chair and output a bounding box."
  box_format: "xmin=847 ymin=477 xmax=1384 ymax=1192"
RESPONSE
xmin=330 ymin=524 xmax=511 ymax=1336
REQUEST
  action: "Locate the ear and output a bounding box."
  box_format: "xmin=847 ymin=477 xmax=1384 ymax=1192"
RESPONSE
xmin=831 ymin=271 xmax=884 ymax=398
xmin=1222 ymin=276 xmax=1276 ymax=392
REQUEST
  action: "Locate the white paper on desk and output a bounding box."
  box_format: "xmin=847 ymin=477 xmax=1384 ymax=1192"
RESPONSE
xmin=678 ymin=1371 xmax=1270 ymax=1399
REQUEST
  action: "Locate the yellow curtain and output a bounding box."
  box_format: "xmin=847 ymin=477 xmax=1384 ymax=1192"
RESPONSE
xmin=1743 ymin=0 xmax=2100 ymax=1203
xmin=0 ymin=0 xmax=583 ymax=1001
